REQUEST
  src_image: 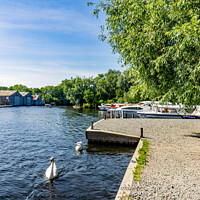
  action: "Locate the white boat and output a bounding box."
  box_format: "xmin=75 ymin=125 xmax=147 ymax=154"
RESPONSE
xmin=192 ymin=105 xmax=200 ymax=116
xmin=138 ymin=104 xmax=184 ymax=119
xmin=138 ymin=112 xmax=182 ymax=119
xmin=73 ymin=104 xmax=82 ymax=109
xmin=98 ymin=103 xmax=124 ymax=111
xmin=98 ymin=104 xmax=111 ymax=111
xmin=45 ymin=104 xmax=52 ymax=108
xmin=110 ymin=104 xmax=146 ymax=118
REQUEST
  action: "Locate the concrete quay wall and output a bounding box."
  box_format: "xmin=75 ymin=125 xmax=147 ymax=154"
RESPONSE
xmin=86 ymin=118 xmax=200 ymax=200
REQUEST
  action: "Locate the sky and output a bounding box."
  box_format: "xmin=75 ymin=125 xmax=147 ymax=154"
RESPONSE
xmin=0 ymin=0 xmax=123 ymax=88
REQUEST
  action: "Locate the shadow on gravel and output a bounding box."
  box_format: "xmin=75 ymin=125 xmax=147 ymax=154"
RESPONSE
xmin=143 ymin=136 xmax=153 ymax=139
xmin=184 ymin=132 xmax=200 ymax=139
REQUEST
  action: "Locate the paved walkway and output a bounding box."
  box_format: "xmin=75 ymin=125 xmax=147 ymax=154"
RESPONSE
xmin=94 ymin=119 xmax=200 ymax=199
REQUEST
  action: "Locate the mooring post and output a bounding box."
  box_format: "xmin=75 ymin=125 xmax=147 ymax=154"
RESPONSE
xmin=104 ymin=115 xmax=106 ymax=120
xmin=121 ymin=110 xmax=124 ymax=119
xmin=141 ymin=127 xmax=143 ymax=138
xmin=91 ymin=120 xmax=94 ymax=129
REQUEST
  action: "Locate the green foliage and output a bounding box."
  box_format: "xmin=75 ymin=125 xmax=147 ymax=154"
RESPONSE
xmin=0 ymin=86 xmax=8 ymax=90
xmin=0 ymin=69 xmax=136 ymax=106
xmin=83 ymin=103 xmax=92 ymax=108
xmin=90 ymin=0 xmax=200 ymax=106
xmin=8 ymin=84 xmax=31 ymax=92
xmin=52 ymin=97 xmax=61 ymax=105
xmin=84 ymin=89 xmax=95 ymax=104
xmin=98 ymin=99 xmax=104 ymax=104
xmin=133 ymin=139 xmax=150 ymax=181
xmin=62 ymin=69 xmax=135 ymax=106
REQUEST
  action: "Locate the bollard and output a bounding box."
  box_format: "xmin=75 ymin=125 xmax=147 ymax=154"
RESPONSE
xmin=110 ymin=110 xmax=112 ymax=119
xmin=132 ymin=114 xmax=135 ymax=118
xmin=104 ymin=115 xmax=106 ymax=120
xmin=91 ymin=120 xmax=94 ymax=129
xmin=121 ymin=110 xmax=124 ymax=119
xmin=141 ymin=128 xmax=143 ymax=138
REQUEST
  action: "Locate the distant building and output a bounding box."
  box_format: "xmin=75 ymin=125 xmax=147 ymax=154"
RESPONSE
xmin=0 ymin=90 xmax=23 ymax=106
xmin=19 ymin=92 xmax=33 ymax=106
xmin=32 ymin=95 xmax=43 ymax=106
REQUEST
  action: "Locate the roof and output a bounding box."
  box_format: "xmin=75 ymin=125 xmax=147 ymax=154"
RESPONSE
xmin=19 ymin=92 xmax=30 ymax=97
xmin=32 ymin=95 xmax=41 ymax=100
xmin=0 ymin=90 xmax=18 ymax=97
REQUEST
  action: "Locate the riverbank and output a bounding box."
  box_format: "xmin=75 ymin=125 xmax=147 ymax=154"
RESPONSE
xmin=0 ymin=105 xmax=13 ymax=108
xmin=92 ymin=119 xmax=200 ymax=199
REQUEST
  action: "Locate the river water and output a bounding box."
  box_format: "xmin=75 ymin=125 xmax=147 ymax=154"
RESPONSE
xmin=0 ymin=106 xmax=135 ymax=200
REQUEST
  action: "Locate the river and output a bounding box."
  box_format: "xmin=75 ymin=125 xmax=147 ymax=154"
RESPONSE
xmin=0 ymin=106 xmax=135 ymax=200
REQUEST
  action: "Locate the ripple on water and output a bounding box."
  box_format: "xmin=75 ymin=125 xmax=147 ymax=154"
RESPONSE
xmin=0 ymin=106 xmax=135 ymax=200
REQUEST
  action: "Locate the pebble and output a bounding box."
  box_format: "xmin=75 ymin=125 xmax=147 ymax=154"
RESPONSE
xmin=94 ymin=119 xmax=200 ymax=199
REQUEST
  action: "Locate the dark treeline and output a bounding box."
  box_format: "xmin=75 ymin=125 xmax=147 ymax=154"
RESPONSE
xmin=0 ymin=69 xmax=138 ymax=107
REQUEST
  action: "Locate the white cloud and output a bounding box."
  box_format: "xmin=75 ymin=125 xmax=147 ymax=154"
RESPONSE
xmin=0 ymin=3 xmax=99 ymax=35
xmin=0 ymin=63 xmax=99 ymax=87
xmin=0 ymin=1 xmax=122 ymax=88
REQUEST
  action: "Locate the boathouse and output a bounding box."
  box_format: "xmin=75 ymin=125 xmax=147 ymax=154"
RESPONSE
xmin=32 ymin=95 xmax=43 ymax=106
xmin=0 ymin=90 xmax=23 ymax=106
xmin=19 ymin=92 xmax=33 ymax=106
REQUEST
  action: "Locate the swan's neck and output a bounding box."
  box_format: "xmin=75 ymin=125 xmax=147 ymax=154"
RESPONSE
xmin=50 ymin=162 xmax=54 ymax=176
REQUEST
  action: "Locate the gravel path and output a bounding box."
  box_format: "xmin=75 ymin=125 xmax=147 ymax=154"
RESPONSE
xmin=94 ymin=119 xmax=200 ymax=200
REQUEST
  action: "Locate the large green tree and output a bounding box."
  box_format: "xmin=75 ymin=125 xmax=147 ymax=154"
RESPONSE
xmin=90 ymin=0 xmax=200 ymax=105
xmin=8 ymin=84 xmax=31 ymax=92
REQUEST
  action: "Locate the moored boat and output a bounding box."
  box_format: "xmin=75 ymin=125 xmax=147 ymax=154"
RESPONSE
xmin=138 ymin=112 xmax=182 ymax=119
xmin=98 ymin=104 xmax=112 ymax=111
xmin=180 ymin=115 xmax=200 ymax=119
xmin=109 ymin=104 xmax=146 ymax=118
xmin=73 ymin=104 xmax=82 ymax=109
xmin=45 ymin=104 xmax=52 ymax=108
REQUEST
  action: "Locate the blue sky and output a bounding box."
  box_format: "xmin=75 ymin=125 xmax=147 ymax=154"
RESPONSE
xmin=0 ymin=0 xmax=123 ymax=88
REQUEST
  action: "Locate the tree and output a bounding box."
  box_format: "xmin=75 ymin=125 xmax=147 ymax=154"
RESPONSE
xmin=84 ymin=89 xmax=95 ymax=105
xmin=90 ymin=0 xmax=200 ymax=106
xmin=63 ymin=77 xmax=86 ymax=105
xmin=8 ymin=84 xmax=31 ymax=92
xmin=0 ymin=86 xmax=8 ymax=90
xmin=95 ymin=69 xmax=122 ymax=101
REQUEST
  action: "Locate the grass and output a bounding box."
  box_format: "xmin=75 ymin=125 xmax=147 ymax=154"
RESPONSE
xmin=133 ymin=139 xmax=150 ymax=181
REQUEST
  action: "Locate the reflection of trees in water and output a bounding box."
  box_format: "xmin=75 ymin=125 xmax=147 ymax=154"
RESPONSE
xmin=86 ymin=143 xmax=135 ymax=155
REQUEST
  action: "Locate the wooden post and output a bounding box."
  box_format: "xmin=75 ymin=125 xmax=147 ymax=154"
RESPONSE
xmin=141 ymin=128 xmax=143 ymax=138
xmin=91 ymin=120 xmax=94 ymax=129
xmin=104 ymin=115 xmax=106 ymax=120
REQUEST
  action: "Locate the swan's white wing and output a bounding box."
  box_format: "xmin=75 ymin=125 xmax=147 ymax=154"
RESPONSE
xmin=75 ymin=145 xmax=80 ymax=151
xmin=53 ymin=163 xmax=58 ymax=177
xmin=45 ymin=165 xmax=52 ymax=179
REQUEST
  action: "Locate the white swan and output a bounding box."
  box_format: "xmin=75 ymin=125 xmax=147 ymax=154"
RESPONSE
xmin=75 ymin=142 xmax=83 ymax=151
xmin=45 ymin=157 xmax=58 ymax=180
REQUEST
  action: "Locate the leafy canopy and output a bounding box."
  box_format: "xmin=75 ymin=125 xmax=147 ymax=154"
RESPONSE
xmin=89 ymin=0 xmax=200 ymax=106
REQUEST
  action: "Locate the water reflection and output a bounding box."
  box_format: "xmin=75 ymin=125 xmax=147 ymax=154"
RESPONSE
xmin=76 ymin=150 xmax=83 ymax=156
xmin=48 ymin=181 xmax=56 ymax=199
xmin=87 ymin=143 xmax=136 ymax=156
xmin=0 ymin=106 xmax=134 ymax=200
